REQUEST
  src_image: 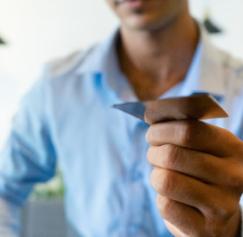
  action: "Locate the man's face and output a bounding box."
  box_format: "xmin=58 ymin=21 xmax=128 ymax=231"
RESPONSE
xmin=106 ymin=0 xmax=188 ymax=31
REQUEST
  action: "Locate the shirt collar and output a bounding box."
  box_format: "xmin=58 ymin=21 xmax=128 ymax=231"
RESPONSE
xmin=77 ymin=25 xmax=226 ymax=101
xmin=198 ymin=27 xmax=226 ymax=97
xmin=77 ymin=29 xmax=120 ymax=75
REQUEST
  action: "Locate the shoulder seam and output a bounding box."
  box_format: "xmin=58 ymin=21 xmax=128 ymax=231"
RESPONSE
xmin=46 ymin=45 xmax=97 ymax=79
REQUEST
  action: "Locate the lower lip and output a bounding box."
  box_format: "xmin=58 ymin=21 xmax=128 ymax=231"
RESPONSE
xmin=117 ymin=0 xmax=144 ymax=8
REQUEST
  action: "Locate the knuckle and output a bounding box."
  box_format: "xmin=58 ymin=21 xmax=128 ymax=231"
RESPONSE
xmin=207 ymin=202 xmax=236 ymax=221
xmin=179 ymin=122 xmax=195 ymax=145
xmin=160 ymin=171 xmax=176 ymax=195
xmin=220 ymin=202 xmax=237 ymax=220
xmin=150 ymin=169 xmax=175 ymax=195
xmin=206 ymin=205 xmax=221 ymax=220
xmin=229 ymin=176 xmax=242 ymax=192
xmin=227 ymin=168 xmax=243 ymax=192
xmin=150 ymin=168 xmax=160 ymax=189
xmin=145 ymin=128 xmax=152 ymax=143
xmin=147 ymin=146 xmax=161 ymax=164
xmin=145 ymin=125 xmax=158 ymax=144
xmin=147 ymin=147 xmax=154 ymax=163
xmin=156 ymin=195 xmax=172 ymax=216
xmin=162 ymin=144 xmax=180 ymax=168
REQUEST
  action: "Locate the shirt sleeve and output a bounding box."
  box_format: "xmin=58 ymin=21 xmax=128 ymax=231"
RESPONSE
xmin=0 ymin=72 xmax=57 ymax=206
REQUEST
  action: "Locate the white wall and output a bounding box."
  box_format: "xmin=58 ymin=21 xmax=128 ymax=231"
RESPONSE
xmin=0 ymin=0 xmax=117 ymax=84
xmin=0 ymin=0 xmax=243 ymax=145
xmin=190 ymin=0 xmax=243 ymax=59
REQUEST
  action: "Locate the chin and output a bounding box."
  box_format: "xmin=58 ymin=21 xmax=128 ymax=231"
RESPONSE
xmin=123 ymin=14 xmax=174 ymax=32
xmin=112 ymin=0 xmax=187 ymax=32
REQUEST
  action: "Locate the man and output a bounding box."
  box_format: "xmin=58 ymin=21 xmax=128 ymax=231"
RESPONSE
xmin=0 ymin=0 xmax=243 ymax=236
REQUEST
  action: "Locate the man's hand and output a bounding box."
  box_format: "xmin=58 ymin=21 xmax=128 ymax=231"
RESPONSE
xmin=146 ymin=120 xmax=243 ymax=237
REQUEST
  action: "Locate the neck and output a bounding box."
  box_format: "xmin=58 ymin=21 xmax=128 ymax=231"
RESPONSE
xmin=118 ymin=12 xmax=199 ymax=100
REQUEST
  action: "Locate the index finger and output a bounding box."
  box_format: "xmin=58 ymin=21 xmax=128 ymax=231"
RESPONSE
xmin=146 ymin=120 xmax=242 ymax=157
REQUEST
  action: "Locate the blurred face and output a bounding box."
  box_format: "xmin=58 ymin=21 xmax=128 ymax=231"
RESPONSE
xmin=106 ymin=0 xmax=188 ymax=31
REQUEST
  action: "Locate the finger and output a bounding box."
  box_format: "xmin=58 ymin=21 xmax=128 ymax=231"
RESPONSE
xmin=157 ymin=195 xmax=204 ymax=237
xmin=147 ymin=144 xmax=243 ymax=189
xmin=151 ymin=168 xmax=238 ymax=220
xmin=164 ymin=221 xmax=188 ymax=237
xmin=146 ymin=120 xmax=242 ymax=157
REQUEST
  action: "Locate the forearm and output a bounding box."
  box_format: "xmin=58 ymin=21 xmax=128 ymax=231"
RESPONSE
xmin=0 ymin=198 xmax=21 ymax=237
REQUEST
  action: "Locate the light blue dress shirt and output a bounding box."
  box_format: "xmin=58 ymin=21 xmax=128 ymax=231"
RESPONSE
xmin=0 ymin=29 xmax=243 ymax=237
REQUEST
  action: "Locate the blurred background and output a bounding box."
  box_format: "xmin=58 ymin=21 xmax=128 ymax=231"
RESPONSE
xmin=0 ymin=0 xmax=242 ymax=236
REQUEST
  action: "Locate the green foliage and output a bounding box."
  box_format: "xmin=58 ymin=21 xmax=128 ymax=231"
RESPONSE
xmin=31 ymin=171 xmax=64 ymax=200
